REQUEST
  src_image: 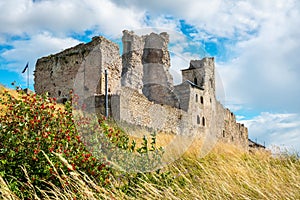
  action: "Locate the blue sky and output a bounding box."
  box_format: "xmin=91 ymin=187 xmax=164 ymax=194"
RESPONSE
xmin=1 ymin=0 xmax=300 ymax=152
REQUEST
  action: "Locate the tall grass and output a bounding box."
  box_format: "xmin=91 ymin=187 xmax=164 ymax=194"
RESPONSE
xmin=1 ymin=86 xmax=299 ymax=199
xmin=1 ymin=143 xmax=299 ymax=199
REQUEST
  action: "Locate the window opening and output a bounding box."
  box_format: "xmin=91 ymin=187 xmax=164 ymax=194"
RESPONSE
xmin=197 ymin=115 xmax=200 ymax=124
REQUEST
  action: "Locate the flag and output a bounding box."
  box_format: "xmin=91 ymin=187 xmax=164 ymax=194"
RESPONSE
xmin=22 ymin=62 xmax=29 ymax=73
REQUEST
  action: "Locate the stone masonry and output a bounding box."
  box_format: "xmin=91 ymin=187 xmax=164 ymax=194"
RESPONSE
xmin=34 ymin=36 xmax=121 ymax=103
xmin=122 ymin=30 xmax=179 ymax=108
xmin=34 ymin=30 xmax=250 ymax=150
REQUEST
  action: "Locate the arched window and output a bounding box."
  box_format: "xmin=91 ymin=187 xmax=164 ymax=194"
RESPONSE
xmin=202 ymin=117 xmax=205 ymax=126
xmin=200 ymin=96 xmax=204 ymax=104
xmin=195 ymin=94 xmax=198 ymax=102
xmin=194 ymin=77 xmax=198 ymax=85
xmin=222 ymin=130 xmax=225 ymax=137
xmin=197 ymin=115 xmax=200 ymax=124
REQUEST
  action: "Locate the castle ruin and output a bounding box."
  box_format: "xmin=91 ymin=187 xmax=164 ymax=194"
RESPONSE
xmin=34 ymin=30 xmax=249 ymax=150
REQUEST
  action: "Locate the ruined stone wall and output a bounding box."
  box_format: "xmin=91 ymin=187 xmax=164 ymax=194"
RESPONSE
xmin=34 ymin=36 xmax=121 ymax=102
xmin=182 ymin=57 xmax=215 ymax=94
xmin=180 ymin=58 xmax=218 ymax=134
xmin=174 ymin=82 xmax=192 ymax=112
xmin=34 ymin=43 xmax=85 ymax=101
xmin=219 ymin=107 xmax=249 ymax=149
xmin=249 ymin=139 xmax=266 ymax=153
xmin=121 ymin=31 xmax=178 ymax=107
xmin=121 ymin=30 xmax=144 ymax=93
xmin=179 ymin=58 xmax=248 ymax=150
xmin=111 ymin=87 xmax=185 ymax=134
xmin=188 ymin=87 xmax=205 ymax=128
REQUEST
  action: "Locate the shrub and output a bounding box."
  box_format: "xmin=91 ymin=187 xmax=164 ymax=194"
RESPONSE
xmin=0 ymin=90 xmax=169 ymax=198
xmin=0 ymin=91 xmax=110 ymax=198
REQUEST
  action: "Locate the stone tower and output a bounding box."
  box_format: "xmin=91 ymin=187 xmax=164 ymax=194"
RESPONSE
xmin=179 ymin=57 xmax=217 ymax=130
xmin=121 ymin=30 xmax=144 ymax=93
xmin=181 ymin=57 xmax=216 ymax=97
xmin=121 ymin=30 xmax=179 ymax=107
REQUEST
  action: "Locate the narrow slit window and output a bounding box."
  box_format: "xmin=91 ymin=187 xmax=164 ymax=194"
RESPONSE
xmin=197 ymin=115 xmax=200 ymax=124
xmin=202 ymin=117 xmax=205 ymax=126
xmin=200 ymin=96 xmax=204 ymax=104
xmin=194 ymin=77 xmax=198 ymax=85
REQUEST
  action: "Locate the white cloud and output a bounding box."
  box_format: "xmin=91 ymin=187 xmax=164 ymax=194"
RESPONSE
xmin=239 ymin=112 xmax=300 ymax=152
xmin=214 ymin=0 xmax=300 ymax=113
xmin=2 ymin=32 xmax=80 ymax=63
xmin=0 ymin=0 xmax=146 ymax=37
xmin=0 ymin=32 xmax=80 ymax=84
xmin=0 ymin=0 xmax=147 ymax=77
xmin=110 ymin=0 xmax=285 ymax=39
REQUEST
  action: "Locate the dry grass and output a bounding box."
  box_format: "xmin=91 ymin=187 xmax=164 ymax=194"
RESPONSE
xmin=169 ymin=144 xmax=300 ymax=199
xmin=0 ymin=85 xmax=64 ymax=116
xmin=1 ymin=143 xmax=299 ymax=200
xmin=0 ymin=85 xmax=20 ymax=115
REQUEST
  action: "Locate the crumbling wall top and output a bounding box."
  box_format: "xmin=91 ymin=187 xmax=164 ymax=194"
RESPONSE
xmin=189 ymin=57 xmax=214 ymax=69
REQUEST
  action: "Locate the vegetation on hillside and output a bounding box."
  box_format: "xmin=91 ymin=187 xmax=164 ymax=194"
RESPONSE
xmin=0 ymin=86 xmax=299 ymax=199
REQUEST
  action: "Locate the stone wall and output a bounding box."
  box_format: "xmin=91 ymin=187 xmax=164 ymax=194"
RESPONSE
xmin=121 ymin=30 xmax=144 ymax=93
xmin=34 ymin=36 xmax=121 ymax=102
xmin=174 ymin=82 xmax=192 ymax=111
xmin=220 ymin=107 xmax=249 ymax=149
xmin=34 ymin=30 xmax=251 ymax=151
xmin=34 ymin=43 xmax=85 ymax=101
xmin=121 ymin=31 xmax=179 ymax=108
xmin=249 ymin=139 xmax=266 ymax=153
xmin=177 ymin=56 xmax=248 ymax=150
xmin=182 ymin=57 xmax=215 ymax=94
xmin=111 ymin=87 xmax=185 ymax=134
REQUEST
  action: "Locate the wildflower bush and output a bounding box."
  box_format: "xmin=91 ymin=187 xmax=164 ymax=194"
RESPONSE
xmin=0 ymin=91 xmax=113 ymax=197
xmin=0 ymin=89 xmax=170 ymax=199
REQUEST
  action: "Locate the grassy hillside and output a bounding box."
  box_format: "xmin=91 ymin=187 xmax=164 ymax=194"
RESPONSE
xmin=0 ymin=86 xmax=299 ymax=199
xmin=1 ymin=144 xmax=299 ymax=199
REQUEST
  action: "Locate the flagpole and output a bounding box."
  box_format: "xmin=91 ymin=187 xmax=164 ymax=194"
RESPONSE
xmin=105 ymin=69 xmax=108 ymax=118
xmin=21 ymin=62 xmax=29 ymax=93
xmin=27 ymin=63 xmax=29 ymax=92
